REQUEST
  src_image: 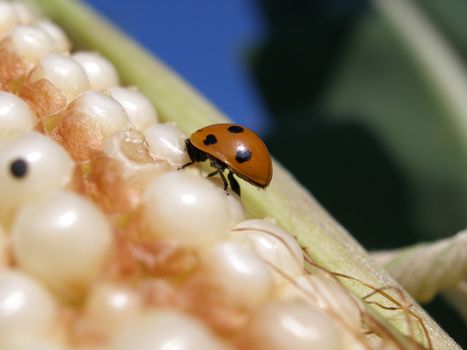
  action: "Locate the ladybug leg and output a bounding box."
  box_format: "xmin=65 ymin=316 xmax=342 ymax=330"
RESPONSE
xmin=217 ymin=169 xmax=229 ymax=194
xmin=178 ymin=161 xmax=194 ymax=170
xmin=206 ymin=170 xmax=218 ymax=177
xmin=210 ymin=161 xmax=229 ymax=194
xmin=209 ymin=160 xmax=231 ymax=195
xmin=228 ymin=171 xmax=241 ymax=196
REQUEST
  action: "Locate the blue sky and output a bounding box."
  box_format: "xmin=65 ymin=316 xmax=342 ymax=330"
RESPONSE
xmin=84 ymin=0 xmax=270 ymax=134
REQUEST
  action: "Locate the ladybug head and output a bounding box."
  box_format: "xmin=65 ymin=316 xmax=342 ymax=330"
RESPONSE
xmin=185 ymin=138 xmax=207 ymax=163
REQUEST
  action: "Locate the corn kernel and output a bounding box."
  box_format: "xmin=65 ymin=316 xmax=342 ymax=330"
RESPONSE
xmin=201 ymin=240 xmax=274 ymax=308
xmin=0 ymin=91 xmax=36 ymax=137
xmin=140 ymin=171 xmax=232 ymax=249
xmin=0 ymin=132 xmax=74 ymax=225
xmin=110 ymin=86 xmax=158 ymax=132
xmin=230 ymin=218 xmax=305 ymax=287
xmin=0 ymin=2 xmax=19 ymax=37
xmin=111 ymin=310 xmax=227 ymax=350
xmin=239 ymin=299 xmax=343 ymax=350
xmin=0 ymin=269 xmax=58 ymax=341
xmin=11 ymin=2 xmax=36 ymax=25
xmin=12 ymin=191 xmax=113 ymax=300
xmin=28 ymin=53 xmax=90 ymax=101
xmin=73 ymin=51 xmax=119 ymax=90
xmin=36 ymin=20 xmax=71 ymax=53
xmin=144 ymin=122 xmax=189 ymax=168
xmin=55 ymin=91 xmax=129 ymax=160
xmin=7 ymin=25 xmax=55 ymax=72
xmin=84 ymin=282 xmax=142 ymax=332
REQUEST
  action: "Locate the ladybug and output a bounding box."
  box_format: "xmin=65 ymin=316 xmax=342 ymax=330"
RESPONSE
xmin=183 ymin=123 xmax=273 ymax=196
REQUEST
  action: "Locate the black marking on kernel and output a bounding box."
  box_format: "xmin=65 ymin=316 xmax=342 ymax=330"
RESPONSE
xmin=235 ymin=148 xmax=252 ymax=163
xmin=10 ymin=158 xmax=28 ymax=179
xmin=227 ymin=125 xmax=244 ymax=133
xmin=203 ymin=134 xmax=217 ymax=145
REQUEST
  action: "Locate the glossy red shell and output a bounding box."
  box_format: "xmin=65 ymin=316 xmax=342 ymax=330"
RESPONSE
xmin=189 ymin=123 xmax=273 ymax=187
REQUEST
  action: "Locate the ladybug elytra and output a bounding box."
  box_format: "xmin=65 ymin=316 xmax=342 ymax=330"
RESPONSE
xmin=183 ymin=123 xmax=273 ymax=196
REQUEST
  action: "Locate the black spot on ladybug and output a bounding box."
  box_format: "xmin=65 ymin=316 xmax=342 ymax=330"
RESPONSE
xmin=10 ymin=158 xmax=28 ymax=179
xmin=203 ymin=134 xmax=217 ymax=145
xmin=227 ymin=125 xmax=244 ymax=133
xmin=235 ymin=148 xmax=252 ymax=163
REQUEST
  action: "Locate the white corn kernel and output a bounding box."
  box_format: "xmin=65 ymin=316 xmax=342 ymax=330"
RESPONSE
xmin=11 ymin=2 xmax=36 ymax=25
xmin=0 ymin=91 xmax=36 ymax=137
xmin=0 ymin=132 xmax=74 ymax=225
xmin=0 ymin=224 xmax=7 ymax=267
xmin=202 ymin=240 xmax=274 ymax=308
xmin=103 ymin=129 xmax=170 ymax=176
xmin=67 ymin=91 xmax=129 ymax=137
xmin=240 ymin=299 xmax=343 ymax=350
xmin=207 ymin=177 xmax=247 ymax=225
xmin=8 ymin=25 xmax=55 ymax=69
xmin=95 ymin=130 xmax=171 ymax=212
xmin=0 ymin=336 xmax=70 ymax=350
xmin=231 ymin=219 xmax=304 ymax=285
xmin=28 ymin=53 xmax=90 ymax=101
xmin=225 ymin=192 xmax=246 ymax=226
xmin=140 ymin=171 xmax=231 ymax=249
xmin=281 ymin=274 xmax=362 ymax=328
xmin=85 ymin=282 xmax=142 ymax=332
xmin=110 ymin=86 xmax=158 ymax=132
xmin=0 ymin=2 xmax=18 ymax=37
xmin=12 ymin=191 xmax=113 ymax=299
xmin=56 ymin=91 xmax=130 ymax=160
xmin=111 ymin=310 xmax=227 ymax=350
xmin=344 ymin=335 xmax=400 ymax=350
xmin=36 ymin=20 xmax=71 ymax=53
xmin=73 ymin=51 xmax=119 ymax=90
xmin=0 ymin=269 xmax=57 ymax=339
xmin=144 ymin=122 xmax=189 ymax=168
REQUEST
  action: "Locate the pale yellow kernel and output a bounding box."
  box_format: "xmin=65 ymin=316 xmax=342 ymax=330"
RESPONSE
xmin=12 ymin=191 xmax=113 ymax=300
xmin=140 ymin=171 xmax=231 ymax=249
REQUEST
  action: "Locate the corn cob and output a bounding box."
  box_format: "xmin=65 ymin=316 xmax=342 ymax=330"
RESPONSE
xmin=0 ymin=1 xmax=459 ymax=350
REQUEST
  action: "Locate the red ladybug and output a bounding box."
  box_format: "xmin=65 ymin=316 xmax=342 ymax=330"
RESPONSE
xmin=183 ymin=123 xmax=273 ymax=196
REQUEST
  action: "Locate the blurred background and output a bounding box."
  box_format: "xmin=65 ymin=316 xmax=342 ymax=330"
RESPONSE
xmin=85 ymin=0 xmax=467 ymax=346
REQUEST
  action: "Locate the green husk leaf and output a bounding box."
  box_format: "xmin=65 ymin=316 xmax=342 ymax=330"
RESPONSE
xmin=26 ymin=0 xmax=460 ymax=348
xmin=312 ymin=0 xmax=467 ymax=243
xmin=372 ymin=230 xmax=467 ymax=303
